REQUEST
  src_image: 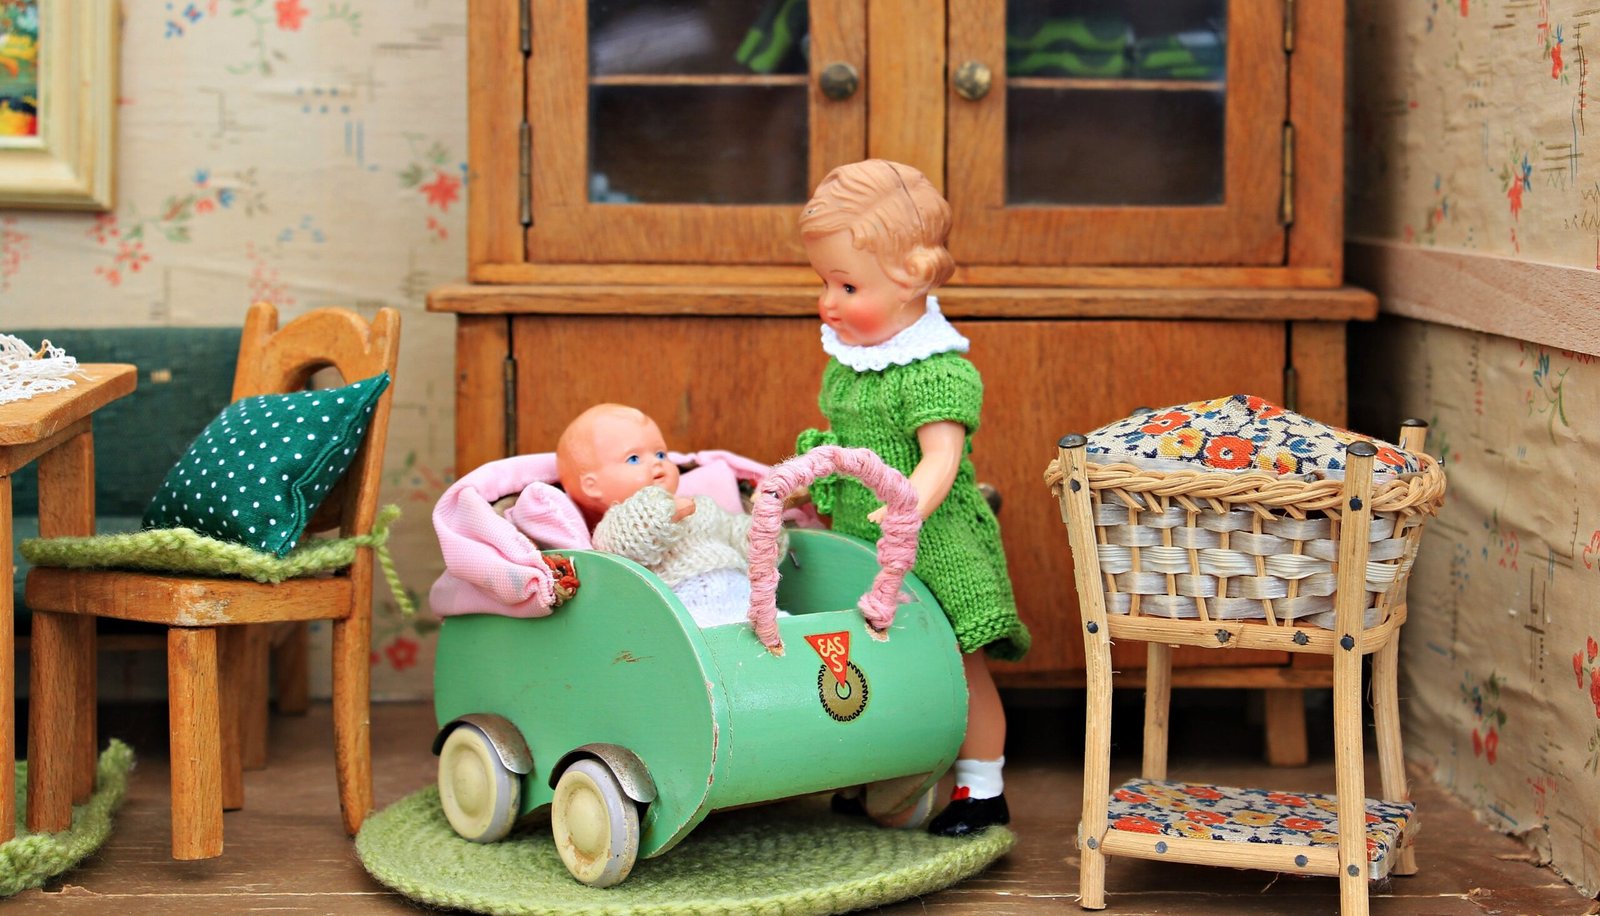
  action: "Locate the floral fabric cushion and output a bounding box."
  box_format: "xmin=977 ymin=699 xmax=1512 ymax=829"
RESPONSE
xmin=1104 ymin=778 xmax=1414 ymax=880
xmin=1085 ymin=394 xmax=1420 ymax=480
xmin=142 ymin=373 xmax=390 ymax=557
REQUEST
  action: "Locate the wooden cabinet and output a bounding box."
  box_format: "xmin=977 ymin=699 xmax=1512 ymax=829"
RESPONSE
xmin=437 ymin=0 xmax=1377 ymax=764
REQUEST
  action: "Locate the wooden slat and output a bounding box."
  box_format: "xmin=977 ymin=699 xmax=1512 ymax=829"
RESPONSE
xmin=466 ymin=261 xmax=1346 ymax=288
xmin=590 ymin=74 xmax=808 ymax=87
xmin=1100 ymin=827 xmax=1341 ymax=876
xmin=467 ymin=0 xmax=523 ymax=269
xmin=454 ymin=314 xmax=510 ymax=476
xmin=867 ymin=0 xmax=944 ymax=185
xmin=808 ymin=0 xmax=867 ymax=192
xmin=431 ymin=283 xmax=1378 ymax=320
xmin=993 ymin=664 xmax=1334 ymax=690
xmin=1106 ymin=614 xmax=1398 ymax=657
xmin=0 ymin=364 xmax=134 ymax=447
xmin=1288 ymin=0 xmax=1345 ymax=273
xmin=26 ymin=568 xmax=356 ymax=625
xmin=1347 ymin=240 xmax=1600 ymax=358
xmin=26 ymin=610 xmax=75 ymax=833
xmin=1143 ymin=643 xmax=1172 ymax=780
xmin=1290 ymin=320 xmax=1348 ymax=424
xmin=1264 ymin=688 xmax=1309 ymax=768
xmin=1008 ymin=77 xmax=1225 ymax=92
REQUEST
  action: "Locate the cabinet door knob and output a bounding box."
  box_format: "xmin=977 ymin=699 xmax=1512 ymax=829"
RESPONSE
xmin=952 ymin=60 xmax=993 ymax=101
xmin=819 ymin=62 xmax=860 ymax=100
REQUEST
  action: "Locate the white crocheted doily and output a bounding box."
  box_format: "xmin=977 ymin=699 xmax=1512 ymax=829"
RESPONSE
xmin=0 ymin=335 xmax=81 ymax=406
xmin=821 ymin=295 xmax=970 ymax=371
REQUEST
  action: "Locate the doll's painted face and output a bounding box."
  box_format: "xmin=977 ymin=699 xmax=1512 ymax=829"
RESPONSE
xmin=803 ymin=230 xmax=921 ymax=347
xmin=567 ymin=408 xmax=680 ymax=513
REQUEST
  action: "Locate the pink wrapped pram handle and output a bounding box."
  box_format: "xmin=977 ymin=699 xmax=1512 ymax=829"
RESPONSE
xmin=746 ymin=446 xmax=922 ymax=655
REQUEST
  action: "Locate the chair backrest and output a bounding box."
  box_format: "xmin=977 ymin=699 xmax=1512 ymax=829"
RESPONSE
xmin=231 ymin=302 xmax=401 ymax=541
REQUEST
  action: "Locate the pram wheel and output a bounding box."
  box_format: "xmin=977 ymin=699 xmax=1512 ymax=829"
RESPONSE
xmin=552 ymin=758 xmax=641 ymax=887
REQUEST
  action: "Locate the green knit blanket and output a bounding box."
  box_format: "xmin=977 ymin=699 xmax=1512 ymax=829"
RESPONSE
xmin=20 ymin=505 xmax=413 ymax=614
xmin=357 ymin=786 xmax=1015 ymax=916
xmin=2 ymin=741 xmax=135 ymax=897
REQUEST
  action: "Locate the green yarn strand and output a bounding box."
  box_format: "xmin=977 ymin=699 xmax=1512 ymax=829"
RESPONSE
xmin=2 ymin=740 xmax=135 ymax=897
xmin=20 ymin=505 xmax=414 ymax=615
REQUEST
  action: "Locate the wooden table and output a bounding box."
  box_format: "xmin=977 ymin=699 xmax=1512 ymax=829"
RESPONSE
xmin=0 ymin=364 xmax=136 ymax=841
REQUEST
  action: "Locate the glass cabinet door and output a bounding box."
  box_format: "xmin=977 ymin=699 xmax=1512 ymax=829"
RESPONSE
xmin=527 ymin=0 xmax=866 ymax=264
xmin=946 ymin=0 xmax=1287 ymax=267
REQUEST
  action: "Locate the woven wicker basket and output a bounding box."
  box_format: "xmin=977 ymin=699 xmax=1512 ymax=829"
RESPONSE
xmin=1044 ymin=429 xmax=1448 ymax=635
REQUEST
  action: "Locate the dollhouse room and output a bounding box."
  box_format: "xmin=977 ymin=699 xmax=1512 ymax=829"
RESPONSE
xmin=0 ymin=0 xmax=1597 ymax=913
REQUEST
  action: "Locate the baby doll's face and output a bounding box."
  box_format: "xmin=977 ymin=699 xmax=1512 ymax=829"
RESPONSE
xmin=803 ymin=230 xmax=921 ymax=347
xmin=578 ymin=413 xmax=680 ymax=510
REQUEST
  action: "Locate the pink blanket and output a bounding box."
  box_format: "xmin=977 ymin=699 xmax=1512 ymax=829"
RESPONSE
xmin=429 ymin=450 xmax=812 ymax=618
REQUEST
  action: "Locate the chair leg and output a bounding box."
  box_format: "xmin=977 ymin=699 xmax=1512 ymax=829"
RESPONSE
xmin=1264 ymin=688 xmax=1309 ymax=767
xmin=218 ymin=627 xmax=248 ymax=811
xmin=271 ymin=622 xmax=311 ymax=715
xmin=242 ymin=628 xmax=270 ymax=771
xmin=72 ymin=616 xmax=98 ymax=802
xmin=0 ymin=478 xmax=14 ymax=844
xmin=1373 ymin=637 xmax=1417 ymax=875
xmin=1142 ymin=642 xmax=1171 ymax=780
xmin=168 ymin=627 xmax=224 ymax=860
xmin=331 ymin=614 xmax=373 ymax=836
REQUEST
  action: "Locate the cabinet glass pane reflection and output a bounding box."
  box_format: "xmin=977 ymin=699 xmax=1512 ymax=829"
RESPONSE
xmin=1004 ymin=0 xmax=1227 ymax=206
xmin=589 ymin=0 xmax=811 ymax=204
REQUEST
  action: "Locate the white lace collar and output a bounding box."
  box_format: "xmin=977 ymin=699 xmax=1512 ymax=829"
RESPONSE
xmin=820 ymin=296 xmax=970 ymax=372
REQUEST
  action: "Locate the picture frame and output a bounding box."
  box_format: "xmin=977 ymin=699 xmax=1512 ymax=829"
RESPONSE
xmin=0 ymin=0 xmax=118 ymax=210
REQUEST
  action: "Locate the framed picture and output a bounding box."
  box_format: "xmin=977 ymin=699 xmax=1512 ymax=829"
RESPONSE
xmin=0 ymin=0 xmax=118 ymax=210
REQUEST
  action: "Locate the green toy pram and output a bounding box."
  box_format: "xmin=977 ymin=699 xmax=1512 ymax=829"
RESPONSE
xmin=430 ymin=446 xmax=968 ymax=886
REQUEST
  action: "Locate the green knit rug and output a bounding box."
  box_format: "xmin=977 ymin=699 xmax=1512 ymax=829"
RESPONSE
xmin=357 ymin=786 xmax=1015 ymax=916
xmin=2 ymin=741 xmax=135 ymax=897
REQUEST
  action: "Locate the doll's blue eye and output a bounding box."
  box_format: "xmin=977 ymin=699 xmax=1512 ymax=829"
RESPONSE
xmin=626 ymin=455 xmax=640 ymax=464
xmin=843 ymin=284 xmax=856 ymax=294
xmin=655 ymin=451 xmax=667 ymax=460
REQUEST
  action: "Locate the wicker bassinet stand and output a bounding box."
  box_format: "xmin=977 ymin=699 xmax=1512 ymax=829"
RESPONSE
xmin=1046 ymin=421 xmax=1447 ymax=915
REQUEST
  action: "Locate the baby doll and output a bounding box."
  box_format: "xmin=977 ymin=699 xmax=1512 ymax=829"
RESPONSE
xmin=797 ymin=159 xmax=1030 ymax=837
xmin=558 ymin=403 xmax=782 ymax=628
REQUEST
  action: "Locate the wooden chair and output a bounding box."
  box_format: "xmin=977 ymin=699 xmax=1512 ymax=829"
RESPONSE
xmin=24 ymin=303 xmax=400 ymax=859
xmin=1048 ymin=421 xmax=1446 ymax=915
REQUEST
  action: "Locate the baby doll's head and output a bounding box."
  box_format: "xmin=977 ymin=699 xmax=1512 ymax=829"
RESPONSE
xmin=556 ymin=403 xmax=680 ymax=522
xmin=799 ymin=159 xmax=955 ymax=298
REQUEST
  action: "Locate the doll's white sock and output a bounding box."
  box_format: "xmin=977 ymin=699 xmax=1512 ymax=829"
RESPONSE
xmin=952 ymin=756 xmax=1004 ymax=799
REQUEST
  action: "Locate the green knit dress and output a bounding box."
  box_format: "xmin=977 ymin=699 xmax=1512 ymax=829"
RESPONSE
xmin=798 ymin=351 xmax=1030 ymax=660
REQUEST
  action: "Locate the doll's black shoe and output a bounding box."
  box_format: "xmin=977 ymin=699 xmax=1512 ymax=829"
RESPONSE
xmin=830 ymin=791 xmax=867 ymax=817
xmin=927 ymin=790 xmax=1010 ymax=836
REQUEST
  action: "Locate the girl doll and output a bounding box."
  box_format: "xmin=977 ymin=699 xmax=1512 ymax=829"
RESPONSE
xmin=796 ymin=159 xmax=1030 ymax=836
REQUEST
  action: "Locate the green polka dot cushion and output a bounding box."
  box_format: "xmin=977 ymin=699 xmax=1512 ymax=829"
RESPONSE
xmin=141 ymin=373 xmax=390 ymax=557
xmin=1085 ymin=394 xmax=1422 ymax=480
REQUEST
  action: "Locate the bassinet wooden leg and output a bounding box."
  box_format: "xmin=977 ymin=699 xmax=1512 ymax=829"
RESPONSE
xmin=1372 ymin=636 xmax=1416 ymax=875
xmin=1334 ymin=443 xmax=1378 ymax=916
xmin=1143 ymin=642 xmax=1171 ymax=780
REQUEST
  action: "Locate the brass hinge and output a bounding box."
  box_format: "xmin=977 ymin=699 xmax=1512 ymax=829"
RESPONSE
xmin=1284 ymin=0 xmax=1295 ymax=52
xmin=1280 ymin=122 xmax=1295 ymax=226
xmin=502 ymin=351 xmax=518 ymax=458
xmin=518 ymin=121 xmax=532 ymax=227
xmin=519 ymin=0 xmax=531 ymax=55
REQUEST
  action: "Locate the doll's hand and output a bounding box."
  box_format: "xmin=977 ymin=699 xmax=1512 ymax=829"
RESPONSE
xmin=867 ymin=505 xmax=887 ymax=525
xmin=673 ymin=496 xmax=697 ymax=522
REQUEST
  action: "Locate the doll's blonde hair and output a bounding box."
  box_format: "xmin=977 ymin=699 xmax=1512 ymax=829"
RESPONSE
xmin=798 ymin=159 xmax=955 ymax=294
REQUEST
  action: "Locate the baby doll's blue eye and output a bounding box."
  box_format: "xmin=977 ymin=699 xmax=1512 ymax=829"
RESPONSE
xmin=655 ymin=451 xmax=667 ymax=460
xmin=626 ymin=454 xmax=640 ymax=464
xmin=843 ymin=284 xmax=856 ymax=294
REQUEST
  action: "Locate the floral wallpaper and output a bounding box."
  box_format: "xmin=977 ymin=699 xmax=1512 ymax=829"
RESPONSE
xmin=0 ymin=0 xmax=467 ymax=699
xmin=1350 ymin=0 xmax=1600 ymax=895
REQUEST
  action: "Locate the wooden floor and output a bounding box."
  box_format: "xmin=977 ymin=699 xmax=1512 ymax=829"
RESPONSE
xmin=8 ymin=698 xmax=1596 ymax=915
